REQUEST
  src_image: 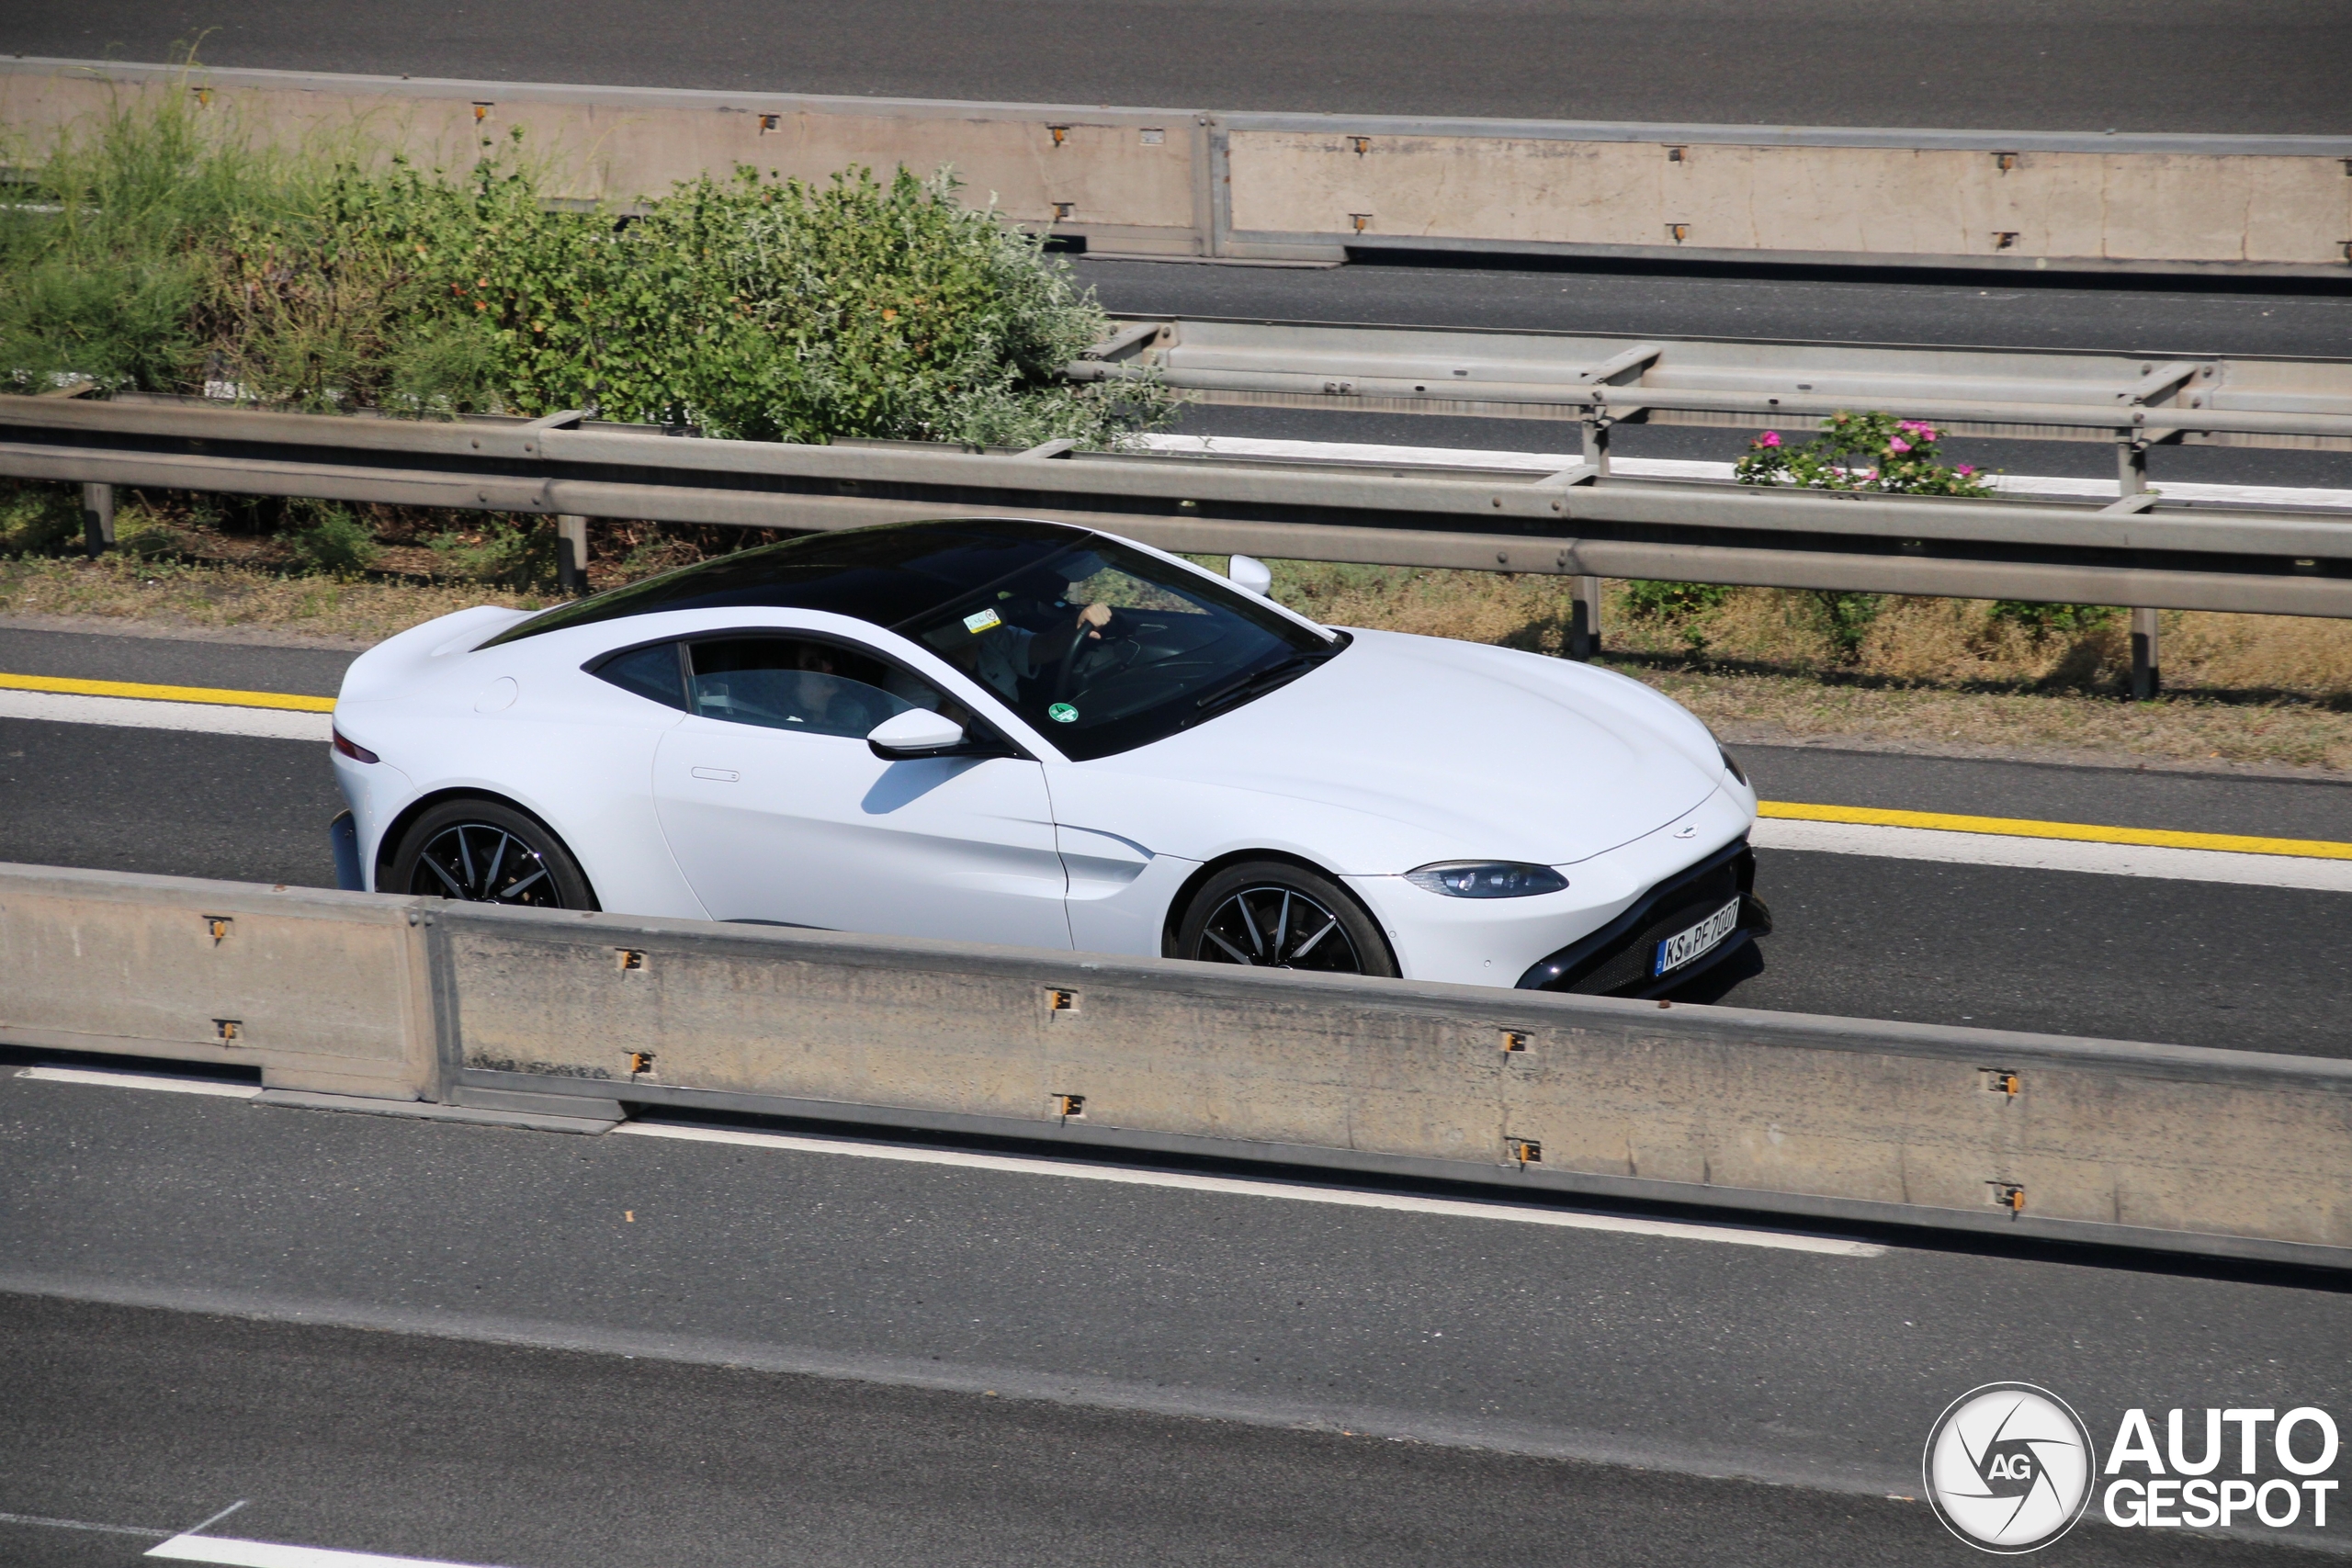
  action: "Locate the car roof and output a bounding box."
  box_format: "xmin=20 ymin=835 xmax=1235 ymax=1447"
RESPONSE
xmin=479 ymin=519 xmax=1090 ymax=650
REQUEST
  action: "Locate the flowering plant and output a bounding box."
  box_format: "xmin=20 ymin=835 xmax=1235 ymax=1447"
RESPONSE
xmin=1734 ymin=411 xmax=1994 ymax=497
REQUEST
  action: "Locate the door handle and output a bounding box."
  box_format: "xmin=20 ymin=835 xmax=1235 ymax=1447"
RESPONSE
xmin=690 ymin=767 xmax=741 ymax=783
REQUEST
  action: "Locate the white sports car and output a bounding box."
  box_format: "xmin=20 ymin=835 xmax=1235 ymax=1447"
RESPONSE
xmin=329 ymin=518 xmax=1767 ymax=994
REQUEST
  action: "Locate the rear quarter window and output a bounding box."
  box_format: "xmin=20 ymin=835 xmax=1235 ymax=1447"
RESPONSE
xmin=591 ymin=642 xmax=688 ymax=710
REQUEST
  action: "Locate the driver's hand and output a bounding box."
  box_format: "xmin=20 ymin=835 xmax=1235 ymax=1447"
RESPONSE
xmin=1078 ymin=602 xmax=1112 ymax=637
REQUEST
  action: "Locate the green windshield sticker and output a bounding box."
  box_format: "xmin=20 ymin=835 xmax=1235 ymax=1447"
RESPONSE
xmin=1047 ymin=702 xmax=1079 ymax=723
xmin=963 ymin=608 xmax=1003 ymax=634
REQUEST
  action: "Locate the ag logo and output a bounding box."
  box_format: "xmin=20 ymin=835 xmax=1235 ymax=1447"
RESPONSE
xmin=1924 ymin=1382 xmax=2094 ymax=1553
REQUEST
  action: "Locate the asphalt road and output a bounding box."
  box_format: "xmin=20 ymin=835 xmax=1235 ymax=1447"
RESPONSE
xmin=4 ymin=626 xmax=2349 ymax=1055
xmin=1079 ymin=257 xmax=2352 ymax=361
xmin=1074 ymin=257 xmax=2352 ymax=491
xmin=0 ymin=1073 xmax=2345 ymax=1567
xmin=5 ymin=626 xmax=2349 ymax=1563
xmin=6 ymin=1 xmax=2348 ymax=134
xmin=0 ymin=1292 xmax=2068 ymax=1568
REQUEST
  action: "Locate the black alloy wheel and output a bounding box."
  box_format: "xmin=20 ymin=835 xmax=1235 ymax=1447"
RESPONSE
xmin=1173 ymin=860 xmax=1397 ymax=977
xmin=390 ymin=799 xmax=596 ymax=909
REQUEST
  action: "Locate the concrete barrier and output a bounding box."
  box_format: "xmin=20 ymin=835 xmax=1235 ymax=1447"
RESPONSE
xmin=0 ymin=61 xmax=1210 ymax=258
xmin=5 ymin=59 xmax=2348 ymax=276
xmin=10 ymin=863 xmax=2338 ymax=1264
xmin=426 ymin=902 xmax=2352 ymax=1266
xmin=0 ymin=864 xmax=436 ymax=1100
xmin=1220 ymin=118 xmax=2352 ymax=274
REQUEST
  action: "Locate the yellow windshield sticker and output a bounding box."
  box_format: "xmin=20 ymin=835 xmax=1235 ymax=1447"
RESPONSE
xmin=963 ymin=608 xmax=1003 ymax=634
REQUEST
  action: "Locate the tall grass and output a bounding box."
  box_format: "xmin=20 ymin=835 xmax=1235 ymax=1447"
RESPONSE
xmin=1 ymin=78 xmax=1171 ymax=447
xmin=0 ymin=83 xmax=315 ymax=393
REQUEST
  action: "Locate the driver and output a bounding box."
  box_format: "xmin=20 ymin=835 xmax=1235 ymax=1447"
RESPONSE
xmin=970 ymin=599 xmax=1112 ymax=701
xmin=781 ymin=642 xmax=911 ymax=735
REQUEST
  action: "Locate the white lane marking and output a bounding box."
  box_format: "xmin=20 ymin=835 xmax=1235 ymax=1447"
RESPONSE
xmin=0 ymin=1509 xmax=173 ymax=1537
xmin=149 ymin=1536 xmax=510 ymax=1568
xmin=1754 ymin=817 xmax=2352 ymax=893
xmin=0 ymin=687 xmax=331 ymax=741
xmin=616 ymin=1122 xmax=1882 ymax=1257
xmin=1137 ymin=434 xmax=2352 ymax=511
xmin=16 ymin=1065 xmax=262 ymax=1098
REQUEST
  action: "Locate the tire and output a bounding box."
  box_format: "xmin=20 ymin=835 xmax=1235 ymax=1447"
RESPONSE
xmin=389 ymin=798 xmax=597 ymax=910
xmin=1172 ymin=860 xmax=1398 ymax=977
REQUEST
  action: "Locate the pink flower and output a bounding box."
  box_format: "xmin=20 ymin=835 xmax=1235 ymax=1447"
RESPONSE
xmin=1757 ymin=430 xmax=1781 ymax=447
xmin=1956 ymin=464 xmax=1976 ymax=475
xmin=1888 ymin=438 xmax=1911 ymax=453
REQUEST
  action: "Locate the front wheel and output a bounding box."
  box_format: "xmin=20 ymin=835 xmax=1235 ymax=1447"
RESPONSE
xmin=389 ymin=798 xmax=597 ymax=909
xmin=1172 ymin=861 xmax=1398 ymax=977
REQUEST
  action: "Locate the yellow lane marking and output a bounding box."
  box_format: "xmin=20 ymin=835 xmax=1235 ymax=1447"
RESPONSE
xmin=0 ymin=671 xmax=337 ymax=713
xmin=4 ymin=668 xmax=2345 ymax=862
xmin=1758 ymin=800 xmax=2352 ymax=862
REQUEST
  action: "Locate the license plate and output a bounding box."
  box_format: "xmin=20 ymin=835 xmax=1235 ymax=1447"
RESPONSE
xmin=1654 ymin=897 xmax=1742 ymax=977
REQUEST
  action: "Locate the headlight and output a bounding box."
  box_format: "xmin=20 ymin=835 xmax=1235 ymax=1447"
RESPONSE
xmin=1702 ymin=722 xmax=1747 ymax=786
xmin=1405 ymin=861 xmax=1568 ymax=898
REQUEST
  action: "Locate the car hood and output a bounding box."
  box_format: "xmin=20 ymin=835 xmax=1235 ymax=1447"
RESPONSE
xmin=1088 ymin=628 xmax=1725 ymax=869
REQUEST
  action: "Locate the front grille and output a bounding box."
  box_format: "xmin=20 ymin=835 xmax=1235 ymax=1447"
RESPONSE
xmin=1568 ymin=874 xmax=1740 ymax=994
xmin=1518 ymin=840 xmax=1766 ymax=997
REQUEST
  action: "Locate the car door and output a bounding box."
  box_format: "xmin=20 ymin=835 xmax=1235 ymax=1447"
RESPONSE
xmin=650 ymin=632 xmax=1072 ymax=947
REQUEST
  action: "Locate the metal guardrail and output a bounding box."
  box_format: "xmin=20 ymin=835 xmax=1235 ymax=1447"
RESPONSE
xmin=9 ymin=861 xmax=2351 ymax=1269
xmin=3 ymin=373 xmax=2350 ymax=622
xmin=1075 ymin=319 xmax=2352 ymax=453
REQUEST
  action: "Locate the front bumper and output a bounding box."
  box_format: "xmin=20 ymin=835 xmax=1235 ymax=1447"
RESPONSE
xmin=1516 ymin=839 xmax=1770 ymax=997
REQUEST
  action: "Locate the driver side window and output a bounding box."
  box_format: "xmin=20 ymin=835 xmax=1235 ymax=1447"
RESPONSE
xmin=684 ymin=637 xmax=967 ymax=739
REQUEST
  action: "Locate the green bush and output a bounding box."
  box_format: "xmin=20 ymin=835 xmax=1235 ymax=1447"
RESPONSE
xmin=1990 ymin=600 xmax=2121 ymax=638
xmin=1808 ymin=590 xmax=1885 ymax=660
xmin=4 ymin=87 xmax=1170 ymax=450
xmin=286 ymin=502 xmax=380 ymax=574
xmin=1621 ymin=578 xmax=1733 ymax=651
xmin=1732 ymin=412 xmax=1996 ymax=661
xmin=1623 ymin=580 xmax=1733 ymax=620
xmin=427 ymin=519 xmax=553 ymax=588
xmin=0 ymin=81 xmax=311 ymax=396
xmin=0 ymin=480 xmax=82 ymax=554
xmin=0 ymin=83 xmax=1174 ymax=580
xmin=1734 ymin=411 xmax=1996 ymax=498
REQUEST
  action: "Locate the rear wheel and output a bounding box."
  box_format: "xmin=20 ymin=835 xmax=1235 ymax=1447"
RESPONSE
xmin=1173 ymin=860 xmax=1397 ymax=977
xmin=390 ymin=798 xmax=596 ymax=909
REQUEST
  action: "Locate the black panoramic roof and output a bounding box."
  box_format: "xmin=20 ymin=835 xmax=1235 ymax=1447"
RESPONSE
xmin=480 ymin=519 xmax=1091 ymax=648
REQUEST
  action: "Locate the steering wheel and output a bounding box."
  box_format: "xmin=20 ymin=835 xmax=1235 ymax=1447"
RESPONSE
xmin=1048 ymin=612 xmax=1116 ymax=704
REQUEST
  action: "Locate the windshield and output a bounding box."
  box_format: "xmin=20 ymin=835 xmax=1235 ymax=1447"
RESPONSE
xmin=896 ymin=537 xmax=1342 ymax=761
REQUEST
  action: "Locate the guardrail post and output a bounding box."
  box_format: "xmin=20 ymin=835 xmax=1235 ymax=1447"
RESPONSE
xmin=1580 ymin=414 xmax=1612 ymax=478
xmin=555 ymin=513 xmax=589 ymax=595
xmin=2115 ymin=438 xmax=2161 ymax=698
xmin=2130 ymin=607 xmax=2161 ymax=700
xmin=1567 ymin=576 xmax=1603 ymax=660
xmin=2117 ymin=435 xmax=2148 ymax=498
xmin=79 ymin=482 xmax=115 ymax=558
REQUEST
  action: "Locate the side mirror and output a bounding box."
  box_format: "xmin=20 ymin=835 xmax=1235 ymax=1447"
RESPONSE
xmin=1227 ymin=554 xmax=1273 ymax=597
xmin=867 ymin=706 xmax=970 ymax=761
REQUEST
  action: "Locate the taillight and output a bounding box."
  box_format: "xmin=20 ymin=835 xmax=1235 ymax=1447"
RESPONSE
xmin=333 ymin=729 xmax=379 ymax=763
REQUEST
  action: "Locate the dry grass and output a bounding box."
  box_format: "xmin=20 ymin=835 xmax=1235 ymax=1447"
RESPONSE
xmin=0 ymin=480 xmax=786 ymax=645
xmin=1647 ymin=671 xmax=2352 ymax=773
xmin=1265 ymin=560 xmax=2352 ymax=775
xmin=6 ymin=497 xmax=2351 ymax=774
xmin=0 ymin=554 xmax=541 ymax=646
